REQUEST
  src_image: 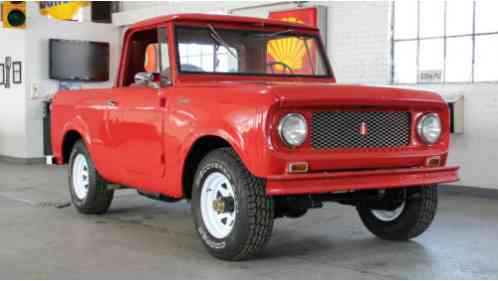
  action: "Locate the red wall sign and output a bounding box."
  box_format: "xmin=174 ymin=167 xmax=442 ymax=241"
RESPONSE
xmin=268 ymin=7 xmax=318 ymax=27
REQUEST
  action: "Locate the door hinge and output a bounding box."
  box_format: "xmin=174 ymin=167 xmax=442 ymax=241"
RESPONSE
xmin=160 ymin=154 xmax=165 ymax=164
xmin=159 ymin=97 xmax=166 ymax=108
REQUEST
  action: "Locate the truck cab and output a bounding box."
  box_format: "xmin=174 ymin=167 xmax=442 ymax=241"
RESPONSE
xmin=51 ymin=14 xmax=459 ymax=261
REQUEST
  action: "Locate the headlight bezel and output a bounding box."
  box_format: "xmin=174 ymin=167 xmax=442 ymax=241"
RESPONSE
xmin=417 ymin=113 xmax=442 ymax=145
xmin=277 ymin=113 xmax=308 ymax=148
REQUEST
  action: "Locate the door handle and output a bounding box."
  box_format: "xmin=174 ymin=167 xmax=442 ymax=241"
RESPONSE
xmin=106 ymin=99 xmax=118 ymax=107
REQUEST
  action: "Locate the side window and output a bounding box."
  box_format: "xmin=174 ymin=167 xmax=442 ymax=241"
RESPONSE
xmin=123 ymin=28 xmax=158 ymax=86
xmin=122 ymin=27 xmax=170 ymax=87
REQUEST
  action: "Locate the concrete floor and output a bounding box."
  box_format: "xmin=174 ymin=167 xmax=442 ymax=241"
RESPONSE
xmin=1 ymin=161 xmax=498 ymax=279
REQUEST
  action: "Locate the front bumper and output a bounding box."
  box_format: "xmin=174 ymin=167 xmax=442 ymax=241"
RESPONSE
xmin=266 ymin=165 xmax=459 ymax=196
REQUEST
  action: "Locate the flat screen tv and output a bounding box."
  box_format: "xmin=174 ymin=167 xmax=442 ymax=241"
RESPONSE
xmin=49 ymin=39 xmax=109 ymax=82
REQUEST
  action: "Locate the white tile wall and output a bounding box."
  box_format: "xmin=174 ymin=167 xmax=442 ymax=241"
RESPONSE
xmin=326 ymin=1 xmax=391 ymax=84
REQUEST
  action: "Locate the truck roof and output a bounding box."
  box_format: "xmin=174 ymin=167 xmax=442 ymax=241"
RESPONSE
xmin=130 ymin=13 xmax=319 ymax=31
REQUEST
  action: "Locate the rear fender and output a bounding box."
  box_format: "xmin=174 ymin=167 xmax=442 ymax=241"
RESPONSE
xmin=59 ymin=117 xmax=92 ymax=162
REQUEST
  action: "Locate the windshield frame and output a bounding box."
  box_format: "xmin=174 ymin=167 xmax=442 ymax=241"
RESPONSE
xmin=173 ymin=24 xmax=335 ymax=79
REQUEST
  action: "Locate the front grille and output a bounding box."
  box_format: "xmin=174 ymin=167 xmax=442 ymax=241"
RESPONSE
xmin=311 ymin=111 xmax=411 ymax=149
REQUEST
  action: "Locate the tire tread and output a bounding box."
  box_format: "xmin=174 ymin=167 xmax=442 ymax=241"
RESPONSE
xmin=218 ymin=148 xmax=274 ymax=260
xmin=69 ymin=140 xmax=113 ymax=215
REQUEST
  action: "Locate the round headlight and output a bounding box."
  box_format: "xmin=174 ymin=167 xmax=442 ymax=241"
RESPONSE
xmin=278 ymin=113 xmax=308 ymax=147
xmin=417 ymin=113 xmax=442 ymax=144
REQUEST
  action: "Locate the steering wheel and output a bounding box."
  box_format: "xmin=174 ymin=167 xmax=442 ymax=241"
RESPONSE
xmin=266 ymin=61 xmax=294 ymax=75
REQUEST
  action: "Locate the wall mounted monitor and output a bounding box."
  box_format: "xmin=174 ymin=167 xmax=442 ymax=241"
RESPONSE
xmin=49 ymin=39 xmax=109 ymax=82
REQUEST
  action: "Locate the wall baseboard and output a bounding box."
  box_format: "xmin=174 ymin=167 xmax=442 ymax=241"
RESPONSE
xmin=440 ymin=184 xmax=498 ymax=200
xmin=0 ymin=154 xmax=45 ymax=165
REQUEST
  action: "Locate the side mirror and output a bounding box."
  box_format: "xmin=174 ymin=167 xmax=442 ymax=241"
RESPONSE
xmin=134 ymin=72 xmax=159 ymax=89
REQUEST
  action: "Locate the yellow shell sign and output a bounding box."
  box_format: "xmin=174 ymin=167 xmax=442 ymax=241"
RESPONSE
xmin=267 ymin=17 xmax=307 ymax=72
xmin=39 ymin=1 xmax=90 ymax=21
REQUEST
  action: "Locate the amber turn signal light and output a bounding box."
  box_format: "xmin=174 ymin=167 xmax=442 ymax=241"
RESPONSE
xmin=288 ymin=162 xmax=309 ymax=173
xmin=425 ymin=156 xmax=441 ymax=167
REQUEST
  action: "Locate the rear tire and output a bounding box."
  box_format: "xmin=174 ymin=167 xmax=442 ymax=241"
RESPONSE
xmin=357 ymin=186 xmax=437 ymax=241
xmin=192 ymin=148 xmax=274 ymax=261
xmin=68 ymin=140 xmax=114 ymax=214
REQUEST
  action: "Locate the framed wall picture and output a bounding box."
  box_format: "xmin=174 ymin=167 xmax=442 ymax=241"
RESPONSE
xmin=12 ymin=61 xmax=22 ymax=84
xmin=0 ymin=64 xmax=4 ymax=86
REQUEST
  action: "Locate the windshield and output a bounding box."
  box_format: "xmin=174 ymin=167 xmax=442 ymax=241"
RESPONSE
xmin=175 ymin=26 xmax=332 ymax=77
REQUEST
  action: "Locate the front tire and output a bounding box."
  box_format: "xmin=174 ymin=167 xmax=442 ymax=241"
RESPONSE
xmin=68 ymin=140 xmax=114 ymax=214
xmin=357 ymin=186 xmax=437 ymax=241
xmin=192 ymin=148 xmax=274 ymax=261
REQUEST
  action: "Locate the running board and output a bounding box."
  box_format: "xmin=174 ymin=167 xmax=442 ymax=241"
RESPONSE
xmin=137 ymin=190 xmax=181 ymax=203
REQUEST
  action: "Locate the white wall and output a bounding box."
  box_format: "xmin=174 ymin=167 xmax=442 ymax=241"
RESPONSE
xmin=413 ymin=83 xmax=498 ymax=189
xmin=0 ymin=29 xmax=28 ymax=158
xmin=0 ymin=3 xmax=120 ymax=160
xmin=114 ymin=1 xmax=265 ymax=26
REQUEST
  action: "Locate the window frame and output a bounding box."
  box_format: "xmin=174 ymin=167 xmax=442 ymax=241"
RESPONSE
xmin=391 ymin=1 xmax=498 ymax=85
xmin=157 ymin=25 xmax=173 ymax=85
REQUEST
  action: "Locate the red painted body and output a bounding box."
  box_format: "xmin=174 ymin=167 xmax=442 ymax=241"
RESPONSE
xmin=50 ymin=14 xmax=459 ymax=198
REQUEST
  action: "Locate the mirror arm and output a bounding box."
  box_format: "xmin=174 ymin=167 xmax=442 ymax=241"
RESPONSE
xmin=160 ymin=74 xmax=172 ymax=86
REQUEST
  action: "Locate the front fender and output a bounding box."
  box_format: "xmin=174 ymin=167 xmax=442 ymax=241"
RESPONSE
xmin=180 ymin=128 xmax=260 ymax=177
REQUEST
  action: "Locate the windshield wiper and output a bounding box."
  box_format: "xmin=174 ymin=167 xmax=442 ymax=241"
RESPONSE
xmin=249 ymin=29 xmax=295 ymax=38
xmin=207 ymin=24 xmax=238 ymax=60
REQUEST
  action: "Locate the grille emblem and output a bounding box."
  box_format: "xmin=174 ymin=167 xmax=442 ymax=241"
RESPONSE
xmin=359 ymin=122 xmax=368 ymax=136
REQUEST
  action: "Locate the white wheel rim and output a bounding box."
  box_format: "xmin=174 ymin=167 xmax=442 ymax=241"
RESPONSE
xmin=371 ymin=202 xmax=405 ymax=222
xmin=72 ymin=154 xmax=90 ymax=200
xmin=200 ymin=172 xmax=237 ymax=239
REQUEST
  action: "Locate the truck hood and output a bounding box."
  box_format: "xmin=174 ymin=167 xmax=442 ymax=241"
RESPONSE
xmin=183 ymin=80 xmax=446 ymax=110
xmin=263 ymin=82 xmax=446 ymax=110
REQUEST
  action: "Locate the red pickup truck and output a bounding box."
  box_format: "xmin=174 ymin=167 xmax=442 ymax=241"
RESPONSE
xmin=51 ymin=14 xmax=459 ymax=260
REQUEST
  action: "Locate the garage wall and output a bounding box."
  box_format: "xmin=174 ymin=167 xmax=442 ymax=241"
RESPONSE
xmin=0 ymin=3 xmax=120 ymax=160
xmin=114 ymin=1 xmax=265 ymax=26
xmin=0 ymin=29 xmax=28 ymax=159
xmin=413 ymin=84 xmax=498 ymax=189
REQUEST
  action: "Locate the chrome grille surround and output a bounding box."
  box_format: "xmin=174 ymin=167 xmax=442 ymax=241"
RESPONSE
xmin=311 ymin=111 xmax=411 ymax=149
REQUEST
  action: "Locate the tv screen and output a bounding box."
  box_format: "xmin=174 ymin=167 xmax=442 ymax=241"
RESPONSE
xmin=49 ymin=39 xmax=109 ymax=82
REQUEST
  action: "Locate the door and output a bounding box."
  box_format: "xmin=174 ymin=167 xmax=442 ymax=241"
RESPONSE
xmin=107 ymin=86 xmax=166 ymax=190
xmin=106 ymin=26 xmax=172 ymax=192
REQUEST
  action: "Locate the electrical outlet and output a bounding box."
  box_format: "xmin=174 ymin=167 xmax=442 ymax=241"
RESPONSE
xmin=31 ymin=83 xmax=40 ymax=99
